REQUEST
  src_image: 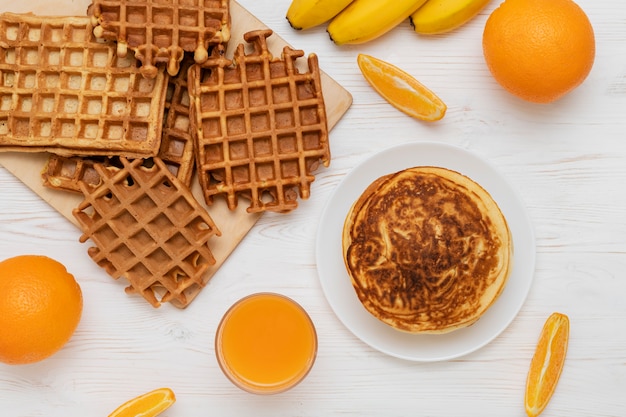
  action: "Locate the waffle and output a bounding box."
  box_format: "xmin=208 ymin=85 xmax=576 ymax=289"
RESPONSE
xmin=42 ymin=55 xmax=197 ymax=192
xmin=42 ymin=155 xmax=115 ymax=192
xmin=188 ymin=29 xmax=330 ymax=213
xmin=73 ymin=157 xmax=221 ymax=308
xmin=159 ymin=55 xmax=196 ymax=186
xmin=0 ymin=13 xmax=168 ymax=158
xmin=89 ymin=0 xmax=231 ymax=78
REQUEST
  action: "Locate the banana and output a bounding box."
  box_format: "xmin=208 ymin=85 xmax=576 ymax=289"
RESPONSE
xmin=286 ymin=0 xmax=355 ymax=30
xmin=327 ymin=0 xmax=428 ymax=45
xmin=410 ymin=0 xmax=492 ymax=34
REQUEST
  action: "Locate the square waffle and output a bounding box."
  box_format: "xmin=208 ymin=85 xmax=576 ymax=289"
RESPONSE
xmin=188 ymin=29 xmax=331 ymax=213
xmin=0 ymin=13 xmax=168 ymax=158
xmin=89 ymin=0 xmax=231 ymax=78
xmin=42 ymin=54 xmax=198 ymax=192
xmin=72 ymin=157 xmax=221 ymax=308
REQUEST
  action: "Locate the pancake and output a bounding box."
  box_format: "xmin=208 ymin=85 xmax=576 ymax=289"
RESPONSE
xmin=342 ymin=166 xmax=512 ymax=334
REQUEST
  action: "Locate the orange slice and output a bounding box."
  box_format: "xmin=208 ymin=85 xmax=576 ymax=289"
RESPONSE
xmin=108 ymin=388 xmax=176 ymax=417
xmin=356 ymin=54 xmax=447 ymax=122
xmin=524 ymin=312 xmax=570 ymax=417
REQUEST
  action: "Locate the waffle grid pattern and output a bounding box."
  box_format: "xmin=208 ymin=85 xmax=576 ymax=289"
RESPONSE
xmin=188 ymin=30 xmax=330 ymax=213
xmin=43 ymin=155 xmax=112 ymax=192
xmin=160 ymin=56 xmax=196 ymax=186
xmin=42 ymin=57 xmax=196 ymax=192
xmin=73 ymin=157 xmax=221 ymax=308
xmin=90 ymin=0 xmax=230 ymax=77
xmin=0 ymin=13 xmax=167 ymax=157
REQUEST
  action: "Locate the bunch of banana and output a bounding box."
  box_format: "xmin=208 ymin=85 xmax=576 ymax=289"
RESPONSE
xmin=285 ymin=0 xmax=429 ymax=44
xmin=286 ymin=0 xmax=354 ymax=30
xmin=410 ymin=0 xmax=492 ymax=34
xmin=327 ymin=0 xmax=429 ymax=45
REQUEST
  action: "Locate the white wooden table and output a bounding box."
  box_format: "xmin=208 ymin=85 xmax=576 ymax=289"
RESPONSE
xmin=1 ymin=0 xmax=625 ymax=415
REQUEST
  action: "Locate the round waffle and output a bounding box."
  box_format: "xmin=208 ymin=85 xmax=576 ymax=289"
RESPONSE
xmin=342 ymin=166 xmax=512 ymax=334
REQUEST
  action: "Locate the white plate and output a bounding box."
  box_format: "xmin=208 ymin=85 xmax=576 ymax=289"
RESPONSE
xmin=315 ymin=142 xmax=535 ymax=362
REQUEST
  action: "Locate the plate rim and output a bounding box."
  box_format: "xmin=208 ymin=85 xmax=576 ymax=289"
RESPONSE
xmin=315 ymin=141 xmax=536 ymax=362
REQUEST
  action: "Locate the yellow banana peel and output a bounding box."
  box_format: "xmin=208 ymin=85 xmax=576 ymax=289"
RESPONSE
xmin=287 ymin=0 xmax=355 ymax=30
xmin=328 ymin=0 xmax=428 ymax=45
xmin=410 ymin=0 xmax=492 ymax=34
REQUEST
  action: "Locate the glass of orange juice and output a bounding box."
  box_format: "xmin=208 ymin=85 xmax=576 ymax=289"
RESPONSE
xmin=215 ymin=293 xmax=318 ymax=394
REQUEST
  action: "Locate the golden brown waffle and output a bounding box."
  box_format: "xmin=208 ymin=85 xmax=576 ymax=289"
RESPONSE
xmin=42 ymin=155 xmax=115 ymax=192
xmin=89 ymin=0 xmax=231 ymax=78
xmin=188 ymin=29 xmax=331 ymax=213
xmin=0 ymin=13 xmax=168 ymax=158
xmin=41 ymin=56 xmax=197 ymax=192
xmin=73 ymin=157 xmax=221 ymax=308
xmin=160 ymin=55 xmax=196 ymax=186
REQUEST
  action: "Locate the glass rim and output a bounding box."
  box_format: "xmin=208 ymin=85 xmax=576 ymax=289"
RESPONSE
xmin=215 ymin=292 xmax=318 ymax=395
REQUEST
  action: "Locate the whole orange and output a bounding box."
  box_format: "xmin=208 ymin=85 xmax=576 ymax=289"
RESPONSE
xmin=0 ymin=255 xmax=83 ymax=365
xmin=482 ymin=0 xmax=595 ymax=103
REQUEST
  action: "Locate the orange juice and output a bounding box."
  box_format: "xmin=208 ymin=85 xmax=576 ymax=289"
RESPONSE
xmin=215 ymin=293 xmax=317 ymax=394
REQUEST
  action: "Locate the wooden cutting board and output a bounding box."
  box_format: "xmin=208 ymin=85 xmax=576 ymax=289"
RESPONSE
xmin=0 ymin=1 xmax=353 ymax=284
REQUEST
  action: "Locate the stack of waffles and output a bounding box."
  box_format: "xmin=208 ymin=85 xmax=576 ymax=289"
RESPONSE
xmin=0 ymin=1 xmax=331 ymax=308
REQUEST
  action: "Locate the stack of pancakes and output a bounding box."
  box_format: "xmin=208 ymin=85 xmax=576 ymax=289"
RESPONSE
xmin=342 ymin=166 xmax=512 ymax=334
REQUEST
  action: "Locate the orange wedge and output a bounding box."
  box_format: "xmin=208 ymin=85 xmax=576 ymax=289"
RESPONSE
xmin=356 ymin=54 xmax=447 ymax=122
xmin=524 ymin=312 xmax=570 ymax=417
xmin=108 ymin=388 xmax=176 ymax=417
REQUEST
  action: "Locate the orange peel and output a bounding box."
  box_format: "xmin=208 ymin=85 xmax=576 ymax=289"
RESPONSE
xmin=108 ymin=388 xmax=176 ymax=417
xmin=357 ymin=54 xmax=446 ymax=121
xmin=525 ymin=312 xmax=570 ymax=417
